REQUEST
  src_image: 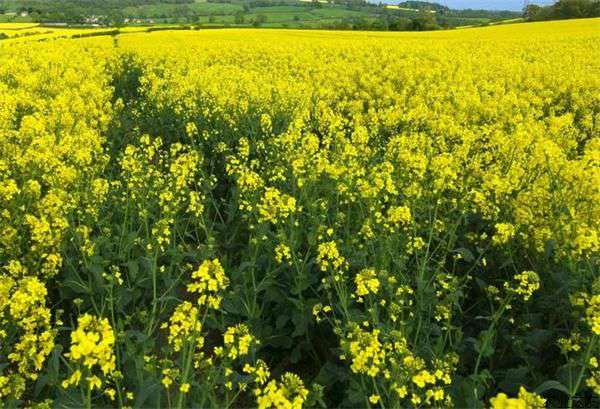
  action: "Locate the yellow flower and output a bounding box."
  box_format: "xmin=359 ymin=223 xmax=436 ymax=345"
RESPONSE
xmin=187 ymin=259 xmax=229 ymax=309
xmin=490 ymin=387 xmax=546 ymax=409
xmin=223 ymin=324 xmax=258 ymax=360
xmin=354 ymin=268 xmax=380 ymax=300
xmin=162 ymin=376 xmax=173 ymax=389
xmin=412 ymin=370 xmax=436 ymax=388
xmin=386 ymin=205 xmax=412 ymax=230
xmin=166 ymin=302 xmax=203 ymax=352
xmin=394 ymin=385 xmax=408 ymax=398
xmin=257 ymin=187 xmax=298 ymax=224
xmin=343 ymin=328 xmax=385 ymax=378
xmin=586 ymin=295 xmax=600 ymax=335
xmin=64 ymin=314 xmax=115 ymax=389
xmin=508 ymin=271 xmax=540 ymax=301
xmin=255 ymin=373 xmax=308 ymax=409
xmin=244 ymin=360 xmax=271 ymax=385
xmin=493 ymin=223 xmax=516 ymax=245
xmin=275 ymin=243 xmax=292 ymax=264
xmin=106 ymin=387 xmax=116 ymax=400
xmin=88 ymin=375 xmax=102 ymax=390
xmin=317 ymin=241 xmax=345 ymax=272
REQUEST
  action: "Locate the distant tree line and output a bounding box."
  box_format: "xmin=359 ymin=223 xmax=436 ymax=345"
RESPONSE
xmin=0 ymin=0 xmax=195 ymax=22
xmin=319 ymin=12 xmax=441 ymax=31
xmin=524 ymin=0 xmax=600 ymax=21
xmin=397 ymin=1 xmax=448 ymax=12
xmin=391 ymin=1 xmax=520 ymax=20
xmin=443 ymin=8 xmax=519 ymax=19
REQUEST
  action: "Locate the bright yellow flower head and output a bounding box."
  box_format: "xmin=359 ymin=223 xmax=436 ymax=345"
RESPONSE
xmin=223 ymin=324 xmax=258 ymax=360
xmin=187 ymin=258 xmax=229 ymax=309
xmin=255 ymin=372 xmax=308 ymax=409
xmin=354 ymin=268 xmax=380 ymax=300
xmin=64 ymin=314 xmax=115 ymax=389
xmin=490 ymin=387 xmax=546 ymax=409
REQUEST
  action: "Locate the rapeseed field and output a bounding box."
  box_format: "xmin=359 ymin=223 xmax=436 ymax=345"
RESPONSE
xmin=0 ymin=18 xmax=599 ymax=408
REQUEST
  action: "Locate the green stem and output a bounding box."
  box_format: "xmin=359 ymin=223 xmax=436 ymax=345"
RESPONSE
xmin=147 ymin=248 xmax=160 ymax=336
xmin=86 ymin=384 xmax=92 ymax=409
xmin=473 ymin=295 xmax=512 ymax=399
xmin=568 ymin=335 xmax=598 ymax=409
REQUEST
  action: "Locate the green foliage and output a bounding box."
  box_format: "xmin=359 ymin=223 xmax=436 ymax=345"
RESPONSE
xmin=524 ymin=0 xmax=600 ymax=22
xmin=0 ymin=0 xmax=522 ymax=30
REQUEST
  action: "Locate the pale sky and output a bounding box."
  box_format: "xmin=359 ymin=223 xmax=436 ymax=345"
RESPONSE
xmin=441 ymin=1 xmax=554 ymax=10
xmin=387 ymin=1 xmax=556 ymax=11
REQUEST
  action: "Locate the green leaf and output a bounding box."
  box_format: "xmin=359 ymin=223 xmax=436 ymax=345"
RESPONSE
xmin=127 ymin=260 xmax=139 ymax=281
xmin=276 ymin=314 xmax=289 ymax=329
xmin=499 ymin=366 xmax=529 ymax=393
xmin=62 ymin=279 xmax=91 ymax=295
xmin=134 ymin=379 xmax=160 ymax=408
xmin=534 ymin=380 xmax=569 ymax=395
xmin=455 ymin=247 xmax=475 ymax=263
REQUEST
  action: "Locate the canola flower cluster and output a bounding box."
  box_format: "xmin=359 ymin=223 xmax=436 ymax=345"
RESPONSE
xmin=0 ymin=17 xmax=599 ymax=408
xmin=187 ymin=258 xmax=229 ymax=310
xmin=0 ymin=277 xmax=54 ymax=400
xmin=62 ymin=314 xmax=117 ymax=393
xmin=255 ymin=373 xmax=309 ymax=409
xmin=340 ymin=325 xmax=456 ymax=407
xmin=489 ymin=387 xmax=546 ymax=409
